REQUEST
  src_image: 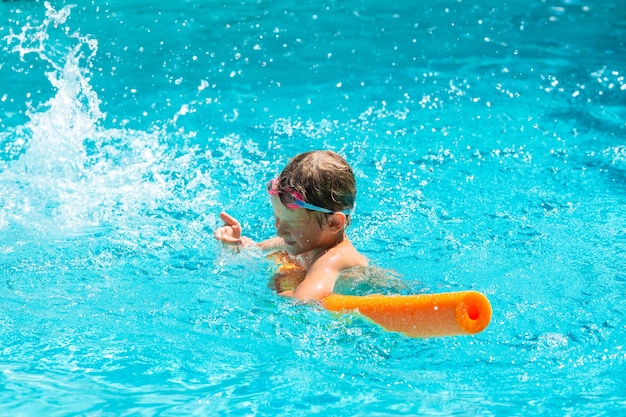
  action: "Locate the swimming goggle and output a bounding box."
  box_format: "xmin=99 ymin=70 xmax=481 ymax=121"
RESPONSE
xmin=266 ymin=179 xmax=352 ymax=215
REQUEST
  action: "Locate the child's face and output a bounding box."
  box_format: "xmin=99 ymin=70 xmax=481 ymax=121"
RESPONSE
xmin=270 ymin=196 xmax=336 ymax=256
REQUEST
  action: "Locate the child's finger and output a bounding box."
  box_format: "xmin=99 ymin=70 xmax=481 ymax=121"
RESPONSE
xmin=219 ymin=211 xmax=240 ymax=228
xmin=220 ymin=236 xmax=243 ymax=245
xmin=214 ymin=227 xmax=242 ymax=245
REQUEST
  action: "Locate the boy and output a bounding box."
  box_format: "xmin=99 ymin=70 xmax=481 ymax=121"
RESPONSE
xmin=214 ymin=150 xmax=368 ymax=301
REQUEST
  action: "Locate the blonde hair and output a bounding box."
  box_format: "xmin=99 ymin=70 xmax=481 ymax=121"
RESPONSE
xmin=277 ymin=150 xmax=356 ymax=219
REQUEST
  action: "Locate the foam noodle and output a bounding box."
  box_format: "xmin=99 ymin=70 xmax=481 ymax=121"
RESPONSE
xmin=321 ymin=291 xmax=492 ymax=338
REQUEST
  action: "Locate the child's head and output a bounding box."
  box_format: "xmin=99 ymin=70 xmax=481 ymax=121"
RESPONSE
xmin=274 ymin=150 xmax=356 ymax=221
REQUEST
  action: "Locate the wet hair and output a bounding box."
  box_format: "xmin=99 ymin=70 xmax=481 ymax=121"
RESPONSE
xmin=276 ymin=150 xmax=356 ymax=224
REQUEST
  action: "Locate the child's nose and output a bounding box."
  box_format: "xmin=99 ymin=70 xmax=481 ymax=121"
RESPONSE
xmin=274 ymin=218 xmax=283 ymax=232
xmin=275 ymin=219 xmax=289 ymax=236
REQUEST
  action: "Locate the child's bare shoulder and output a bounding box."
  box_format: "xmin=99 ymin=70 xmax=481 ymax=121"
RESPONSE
xmin=329 ymin=238 xmax=368 ymax=269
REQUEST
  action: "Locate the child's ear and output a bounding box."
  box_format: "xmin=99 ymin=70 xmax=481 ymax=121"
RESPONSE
xmin=327 ymin=213 xmax=346 ymax=232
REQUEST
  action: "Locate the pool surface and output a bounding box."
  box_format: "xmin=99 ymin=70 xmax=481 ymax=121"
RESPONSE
xmin=1 ymin=0 xmax=625 ymax=415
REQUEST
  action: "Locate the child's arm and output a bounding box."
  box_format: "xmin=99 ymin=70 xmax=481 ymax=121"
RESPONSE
xmin=278 ymin=240 xmax=368 ymax=301
xmin=214 ymin=212 xmax=286 ymax=250
xmin=279 ymin=266 xmax=338 ymax=301
xmin=278 ymin=256 xmax=341 ymax=301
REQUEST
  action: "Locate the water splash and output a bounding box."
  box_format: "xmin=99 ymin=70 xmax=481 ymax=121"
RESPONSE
xmin=4 ymin=2 xmax=103 ymax=177
xmin=0 ymin=3 xmax=177 ymax=236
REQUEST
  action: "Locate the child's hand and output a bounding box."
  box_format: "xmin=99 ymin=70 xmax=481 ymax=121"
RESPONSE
xmin=214 ymin=212 xmax=243 ymax=246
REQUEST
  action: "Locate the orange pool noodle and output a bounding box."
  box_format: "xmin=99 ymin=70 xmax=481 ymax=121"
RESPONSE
xmin=268 ymin=252 xmax=492 ymax=338
xmin=321 ymin=291 xmax=492 ymax=338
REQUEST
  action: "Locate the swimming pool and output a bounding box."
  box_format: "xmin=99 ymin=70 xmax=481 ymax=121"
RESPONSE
xmin=1 ymin=0 xmax=625 ymax=415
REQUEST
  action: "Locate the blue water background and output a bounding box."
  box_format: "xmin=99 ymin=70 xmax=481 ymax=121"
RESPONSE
xmin=1 ymin=0 xmax=625 ymax=415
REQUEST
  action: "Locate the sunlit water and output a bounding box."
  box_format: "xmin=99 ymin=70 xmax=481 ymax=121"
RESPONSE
xmin=1 ymin=1 xmax=625 ymax=415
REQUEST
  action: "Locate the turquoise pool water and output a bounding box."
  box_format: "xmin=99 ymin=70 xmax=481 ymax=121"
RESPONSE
xmin=1 ymin=0 xmax=625 ymax=415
